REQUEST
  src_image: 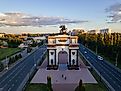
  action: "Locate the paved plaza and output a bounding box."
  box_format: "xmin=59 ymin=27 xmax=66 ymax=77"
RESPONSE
xmin=31 ymin=54 xmax=97 ymax=91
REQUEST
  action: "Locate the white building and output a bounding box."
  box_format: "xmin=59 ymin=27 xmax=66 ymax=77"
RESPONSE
xmin=47 ymin=29 xmax=79 ymax=70
xmin=0 ymin=33 xmax=5 ymax=37
xmin=87 ymin=30 xmax=98 ymax=34
xmin=100 ymin=28 xmax=111 ymax=34
xmin=72 ymin=29 xmax=85 ymax=35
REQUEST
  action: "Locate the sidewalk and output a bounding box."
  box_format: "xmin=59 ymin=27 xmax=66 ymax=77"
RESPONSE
xmin=31 ymin=53 xmax=97 ymax=91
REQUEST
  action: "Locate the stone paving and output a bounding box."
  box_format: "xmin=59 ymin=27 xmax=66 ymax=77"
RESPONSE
xmin=31 ymin=54 xmax=97 ymax=91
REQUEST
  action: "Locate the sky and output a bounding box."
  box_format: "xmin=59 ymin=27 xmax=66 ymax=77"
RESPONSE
xmin=0 ymin=0 xmax=121 ymax=34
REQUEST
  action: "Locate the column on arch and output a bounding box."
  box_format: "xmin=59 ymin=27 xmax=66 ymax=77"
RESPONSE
xmin=76 ymin=49 xmax=78 ymax=66
xmin=69 ymin=49 xmax=71 ymax=66
xmin=70 ymin=49 xmax=78 ymax=66
xmin=48 ymin=49 xmax=56 ymax=66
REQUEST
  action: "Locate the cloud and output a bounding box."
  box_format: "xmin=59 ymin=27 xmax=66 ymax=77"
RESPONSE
xmin=0 ymin=12 xmax=88 ymax=27
xmin=106 ymin=3 xmax=121 ymax=23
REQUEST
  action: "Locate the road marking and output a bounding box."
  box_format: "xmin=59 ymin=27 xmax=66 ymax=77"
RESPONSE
xmin=118 ymin=85 xmax=121 ymax=88
xmin=0 ymin=88 xmax=3 ymax=91
xmin=85 ymin=52 xmax=121 ymax=89
xmin=0 ymin=47 xmax=46 ymax=89
xmin=0 ymin=59 xmax=27 ymax=85
xmin=12 ymin=84 xmax=14 ymax=87
xmin=1 ymin=64 xmax=27 ymax=89
xmin=9 ymin=79 xmax=12 ymax=82
xmin=1 ymin=83 xmax=7 ymax=89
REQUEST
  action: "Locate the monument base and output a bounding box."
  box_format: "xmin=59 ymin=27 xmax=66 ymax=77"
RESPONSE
xmin=47 ymin=65 xmax=58 ymax=70
xmin=68 ymin=65 xmax=79 ymax=70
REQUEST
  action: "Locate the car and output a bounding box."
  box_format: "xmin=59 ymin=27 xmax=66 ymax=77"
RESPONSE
xmin=86 ymin=56 xmax=89 ymax=59
xmin=5 ymin=66 xmax=8 ymax=70
xmin=84 ymin=51 xmax=87 ymax=54
xmin=97 ymin=56 xmax=103 ymax=60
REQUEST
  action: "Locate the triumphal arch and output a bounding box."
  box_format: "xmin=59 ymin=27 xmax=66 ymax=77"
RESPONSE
xmin=47 ymin=26 xmax=79 ymax=70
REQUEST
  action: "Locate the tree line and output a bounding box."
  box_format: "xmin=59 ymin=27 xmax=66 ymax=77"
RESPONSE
xmin=0 ymin=34 xmax=23 ymax=48
xmin=78 ymin=33 xmax=121 ymax=67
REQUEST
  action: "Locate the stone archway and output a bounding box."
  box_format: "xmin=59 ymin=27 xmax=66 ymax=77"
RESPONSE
xmin=47 ymin=33 xmax=79 ymax=70
xmin=58 ymin=51 xmax=68 ymax=70
xmin=58 ymin=51 xmax=68 ymax=64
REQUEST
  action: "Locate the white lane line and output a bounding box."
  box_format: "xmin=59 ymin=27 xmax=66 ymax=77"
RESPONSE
xmin=118 ymin=85 xmax=121 ymax=88
xmin=12 ymin=84 xmax=14 ymax=87
xmin=2 ymin=64 xmax=27 ymax=90
xmin=0 ymin=60 xmax=26 ymax=85
xmin=1 ymin=47 xmax=45 ymax=89
xmin=9 ymin=79 xmax=12 ymax=82
xmin=89 ymin=54 xmax=121 ymax=83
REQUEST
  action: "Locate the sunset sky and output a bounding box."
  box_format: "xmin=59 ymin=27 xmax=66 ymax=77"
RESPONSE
xmin=0 ymin=0 xmax=121 ymax=33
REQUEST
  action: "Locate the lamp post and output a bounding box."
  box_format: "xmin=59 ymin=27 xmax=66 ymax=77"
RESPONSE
xmin=115 ymin=51 xmax=119 ymax=67
xmin=34 ymin=53 xmax=36 ymax=67
xmin=96 ymin=35 xmax=98 ymax=54
xmin=5 ymin=56 xmax=8 ymax=70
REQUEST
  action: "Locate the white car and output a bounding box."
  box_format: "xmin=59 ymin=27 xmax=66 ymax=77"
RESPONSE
xmin=98 ymin=56 xmax=103 ymax=60
xmin=84 ymin=51 xmax=87 ymax=54
xmin=5 ymin=67 xmax=8 ymax=70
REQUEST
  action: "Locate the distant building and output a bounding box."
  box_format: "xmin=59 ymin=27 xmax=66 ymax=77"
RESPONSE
xmin=33 ymin=36 xmax=46 ymax=43
xmin=100 ymin=28 xmax=111 ymax=34
xmin=87 ymin=30 xmax=98 ymax=34
xmin=72 ymin=29 xmax=85 ymax=35
xmin=18 ymin=43 xmax=28 ymax=48
xmin=0 ymin=33 xmax=5 ymax=37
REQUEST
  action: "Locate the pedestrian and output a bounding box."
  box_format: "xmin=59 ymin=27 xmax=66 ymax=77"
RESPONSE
xmin=62 ymin=74 xmax=64 ymax=78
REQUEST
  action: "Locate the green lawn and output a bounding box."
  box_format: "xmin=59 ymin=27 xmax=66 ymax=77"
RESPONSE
xmin=84 ymin=84 xmax=107 ymax=91
xmin=25 ymin=83 xmax=50 ymax=91
xmin=0 ymin=48 xmax=21 ymax=61
xmin=25 ymin=83 xmax=106 ymax=91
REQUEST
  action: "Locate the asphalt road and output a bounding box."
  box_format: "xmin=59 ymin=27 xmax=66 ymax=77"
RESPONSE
xmin=0 ymin=45 xmax=47 ymax=91
xmin=79 ymin=44 xmax=121 ymax=91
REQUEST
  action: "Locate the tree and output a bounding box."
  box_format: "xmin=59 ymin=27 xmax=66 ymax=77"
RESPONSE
xmin=75 ymin=79 xmax=85 ymax=91
xmin=47 ymin=76 xmax=53 ymax=91
xmin=19 ymin=54 xmax=22 ymax=58
xmin=0 ymin=62 xmax=4 ymax=72
xmin=15 ymin=55 xmax=19 ymax=61
xmin=78 ymin=32 xmax=121 ymax=68
xmin=8 ymin=57 xmax=12 ymax=65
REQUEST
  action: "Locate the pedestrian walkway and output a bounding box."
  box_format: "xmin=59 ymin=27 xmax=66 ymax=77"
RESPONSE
xmin=31 ymin=53 xmax=97 ymax=91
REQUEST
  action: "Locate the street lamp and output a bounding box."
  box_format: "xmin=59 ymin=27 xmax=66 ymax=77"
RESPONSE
xmin=115 ymin=51 xmax=119 ymax=67
xmin=34 ymin=53 xmax=36 ymax=67
xmin=5 ymin=56 xmax=8 ymax=70
xmin=96 ymin=35 xmax=98 ymax=54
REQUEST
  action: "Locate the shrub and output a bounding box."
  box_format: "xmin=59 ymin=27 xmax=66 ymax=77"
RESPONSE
xmin=19 ymin=54 xmax=22 ymax=58
xmin=0 ymin=62 xmax=4 ymax=72
xmin=15 ymin=55 xmax=19 ymax=61
xmin=75 ymin=79 xmax=85 ymax=91
xmin=47 ymin=76 xmax=53 ymax=91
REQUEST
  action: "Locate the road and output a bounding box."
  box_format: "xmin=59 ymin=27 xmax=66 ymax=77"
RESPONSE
xmin=0 ymin=45 xmax=47 ymax=91
xmin=79 ymin=44 xmax=121 ymax=91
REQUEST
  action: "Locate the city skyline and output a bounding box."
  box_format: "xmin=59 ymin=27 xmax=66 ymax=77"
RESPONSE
xmin=0 ymin=0 xmax=121 ymax=33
